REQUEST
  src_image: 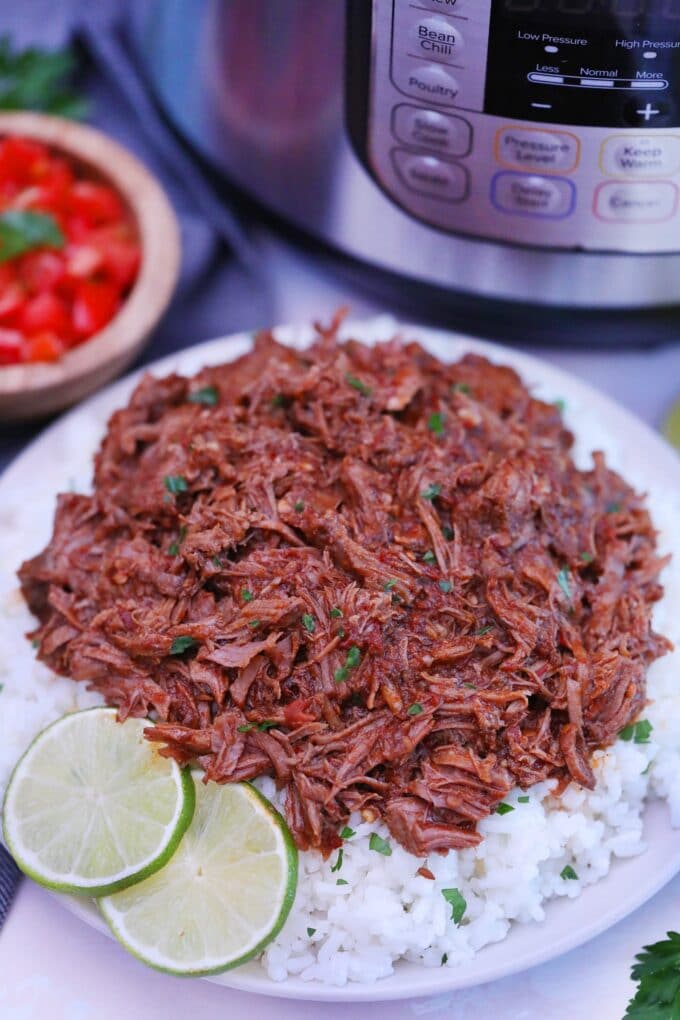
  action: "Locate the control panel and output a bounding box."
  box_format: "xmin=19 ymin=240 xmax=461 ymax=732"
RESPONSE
xmin=365 ymin=0 xmax=680 ymax=252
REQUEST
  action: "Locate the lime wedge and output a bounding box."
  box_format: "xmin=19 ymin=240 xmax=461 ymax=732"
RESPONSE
xmin=99 ymin=779 xmax=298 ymax=975
xmin=2 ymin=707 xmax=195 ymax=896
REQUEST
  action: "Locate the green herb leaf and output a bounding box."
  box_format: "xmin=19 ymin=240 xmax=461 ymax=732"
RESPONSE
xmin=294 ymin=501 xmax=305 ymax=512
xmin=170 ymin=635 xmax=198 ymax=656
xmin=306 ymin=927 xmax=316 ymax=937
xmin=0 ymin=38 xmax=88 ymax=118
xmin=442 ymin=526 xmax=454 ymax=540
xmin=331 ymin=849 xmax=344 ymax=873
xmin=560 ymin=865 xmax=578 ymax=881
xmin=427 ymin=411 xmax=445 ymax=435
xmin=475 ymin=625 xmax=492 ymax=636
xmin=187 ymin=386 xmax=218 ymax=406
xmin=302 ymin=613 xmax=316 ymax=633
xmin=248 ymin=619 xmax=261 ymax=629
xmin=31 ymin=638 xmax=40 ymax=649
xmin=369 ymin=833 xmax=392 ymax=856
xmin=518 ymin=795 xmax=530 ymax=804
xmin=606 ymin=501 xmax=622 ymax=514
xmin=557 ymin=566 xmax=572 ymax=603
xmin=345 ymin=646 xmax=361 ymax=669
xmin=164 ymin=475 xmax=188 ymax=495
xmin=495 ymin=802 xmax=514 ymax=815
xmin=330 ymin=607 xmax=343 ymax=618
xmin=345 ymin=373 xmax=372 ymax=397
xmin=553 ymin=398 xmax=566 ymax=414
xmin=421 ymin=483 xmax=441 ymax=502
xmin=257 ymin=720 xmax=277 ymax=731
xmin=439 ymin=579 xmax=453 ymax=593
xmin=237 ymin=723 xmax=254 ymax=733
xmin=168 ymin=542 xmax=179 ymax=557
xmin=336 ymin=878 xmax=348 ymax=886
xmin=383 ymin=579 xmax=397 ymax=591
xmin=271 ymin=393 xmax=285 ymax=408
xmin=241 ymin=589 xmax=254 ymax=602
xmin=579 ymin=551 xmax=595 ymax=563
xmin=340 ymin=826 xmax=356 ymax=840
xmin=463 ymin=682 xmax=477 ymax=690
xmin=0 ymin=210 xmax=64 ymax=263
xmin=422 ymin=550 xmax=436 ymax=564
xmin=451 ymin=382 xmax=471 ymax=395
xmin=625 ymin=931 xmax=680 ymax=1019
xmin=336 ymin=628 xmax=345 ymax=639
xmin=620 ymin=719 xmax=653 ymax=744
xmin=407 ymin=703 xmax=423 ymax=716
xmin=212 ymin=555 xmax=222 ymax=568
xmin=441 ymin=953 xmax=448 ymax=966
xmin=442 ymin=888 xmax=467 ymax=925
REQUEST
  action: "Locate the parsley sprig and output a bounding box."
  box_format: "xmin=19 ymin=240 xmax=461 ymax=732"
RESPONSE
xmin=0 ymin=36 xmax=88 ymax=118
xmin=625 ymin=931 xmax=680 ymax=1019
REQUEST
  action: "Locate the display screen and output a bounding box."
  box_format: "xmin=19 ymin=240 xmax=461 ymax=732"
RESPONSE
xmin=504 ymin=0 xmax=680 ymax=15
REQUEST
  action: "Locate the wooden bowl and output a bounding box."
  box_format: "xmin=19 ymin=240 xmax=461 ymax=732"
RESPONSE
xmin=0 ymin=112 xmax=181 ymax=422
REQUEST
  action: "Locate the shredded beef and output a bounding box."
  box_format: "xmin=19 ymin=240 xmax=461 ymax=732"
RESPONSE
xmin=19 ymin=317 xmax=672 ymax=857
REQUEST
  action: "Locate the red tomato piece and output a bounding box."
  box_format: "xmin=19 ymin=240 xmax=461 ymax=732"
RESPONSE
xmin=0 ymin=281 xmax=25 ymax=324
xmin=19 ymin=251 xmax=66 ymax=294
xmin=63 ymin=243 xmax=104 ymax=280
xmin=0 ymin=328 xmax=23 ymax=365
xmin=71 ymin=280 xmax=120 ymax=337
xmin=25 ymin=331 xmax=64 ymax=363
xmin=0 ymin=137 xmax=49 ymax=185
xmin=19 ymin=292 xmax=72 ymax=340
xmin=69 ymin=181 xmax=124 ymax=226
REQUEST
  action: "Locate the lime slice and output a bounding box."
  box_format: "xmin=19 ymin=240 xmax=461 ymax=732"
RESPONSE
xmin=2 ymin=707 xmax=195 ymax=897
xmin=99 ymin=779 xmax=298 ymax=976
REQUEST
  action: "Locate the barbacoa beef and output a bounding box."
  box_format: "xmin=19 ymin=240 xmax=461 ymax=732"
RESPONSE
xmin=19 ymin=320 xmax=671 ymax=857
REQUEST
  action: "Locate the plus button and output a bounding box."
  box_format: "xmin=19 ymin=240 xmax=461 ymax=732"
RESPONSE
xmin=637 ymin=102 xmax=660 ymax=122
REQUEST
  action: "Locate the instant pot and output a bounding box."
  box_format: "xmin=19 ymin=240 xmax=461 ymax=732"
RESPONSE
xmin=131 ymin=1 xmax=680 ymax=341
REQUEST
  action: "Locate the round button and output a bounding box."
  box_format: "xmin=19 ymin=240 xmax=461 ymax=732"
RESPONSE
xmin=403 ymin=64 xmax=459 ymax=105
xmin=601 ymin=135 xmax=680 ymax=178
xmin=491 ymin=172 xmax=575 ymax=218
xmin=411 ymin=16 xmax=464 ymax=59
xmin=392 ymin=149 xmax=469 ymax=201
xmin=496 ymin=128 xmax=579 ymax=173
xmin=392 ymin=104 xmax=472 ymax=157
xmin=594 ymin=181 xmax=678 ymax=223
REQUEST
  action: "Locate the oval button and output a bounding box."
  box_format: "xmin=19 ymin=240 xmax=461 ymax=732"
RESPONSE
xmin=392 ymin=149 xmax=469 ymax=201
xmin=491 ymin=172 xmax=576 ymax=218
xmin=392 ymin=104 xmax=472 ymax=157
xmin=411 ymin=16 xmax=464 ymax=58
xmin=496 ymin=127 xmax=579 ymax=173
xmin=600 ymin=135 xmax=680 ymax=177
xmin=594 ymin=181 xmax=678 ymax=222
xmin=402 ymin=64 xmax=459 ymax=105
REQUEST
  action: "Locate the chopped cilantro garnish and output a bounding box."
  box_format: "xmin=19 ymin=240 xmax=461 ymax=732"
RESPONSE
xmin=439 ymin=579 xmax=453 ymax=593
xmin=441 ymin=953 xmax=448 ymax=966
xmin=560 ymin=865 xmax=578 ymax=881
xmin=188 ymin=386 xmax=218 ymax=406
xmin=407 ymin=703 xmax=424 ymax=716
xmin=257 ymin=720 xmax=277 ymax=731
xmin=340 ymin=826 xmax=356 ymax=840
xmin=427 ymin=411 xmax=445 ymax=435
xmin=463 ymin=682 xmax=477 ymax=690
xmin=336 ymin=627 xmax=345 ymax=638
xmin=442 ymin=888 xmax=467 ymax=925
xmin=334 ymin=645 xmax=361 ymax=683
xmin=330 ymin=607 xmax=343 ymax=618
xmin=31 ymin=638 xmax=40 ymax=649
xmin=241 ymin=588 xmax=254 ymax=602
xmin=421 ymin=483 xmax=441 ymax=502
xmin=451 ymin=382 xmax=471 ymax=395
xmin=336 ymin=878 xmax=348 ymax=886
xmin=620 ymin=719 xmax=653 ymax=744
xmin=606 ymin=501 xmax=622 ymax=514
xmin=212 ymin=555 xmax=222 ymax=568
xmin=384 ymin=579 xmax=397 ymax=591
xmin=164 ymin=475 xmax=188 ymax=495
xmin=495 ymin=802 xmax=514 ymax=815
xmin=168 ymin=542 xmax=180 ymax=556
xmin=170 ymin=635 xmax=198 ymax=655
xmin=422 ymin=550 xmax=436 ymax=564
xmin=248 ymin=619 xmax=261 ymax=629
xmin=553 ymin=398 xmax=566 ymax=414
xmin=237 ymin=723 xmax=254 ymax=733
xmin=271 ymin=393 xmax=285 ymax=408
xmin=294 ymin=500 xmax=305 ymax=512
xmin=518 ymin=795 xmax=530 ymax=804
xmin=641 ymin=761 xmax=652 ymax=776
xmin=345 ymin=373 xmax=372 ymax=396
xmin=557 ymin=566 xmax=572 ymax=603
xmin=307 ymin=927 xmax=316 ymax=937
xmin=369 ymin=833 xmax=392 ymax=856
xmin=579 ymin=551 xmax=595 ymax=563
xmin=331 ymin=849 xmax=344 ymax=873
xmin=302 ymin=613 xmax=316 ymax=633
xmin=475 ymin=625 xmax=492 ymax=636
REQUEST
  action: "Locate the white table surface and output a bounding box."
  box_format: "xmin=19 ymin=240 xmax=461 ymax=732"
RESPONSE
xmin=2 ymin=232 xmax=680 ymax=1020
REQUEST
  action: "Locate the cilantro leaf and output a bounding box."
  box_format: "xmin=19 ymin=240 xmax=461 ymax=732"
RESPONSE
xmin=340 ymin=826 xmax=356 ymax=840
xmin=188 ymin=386 xmax=218 ymax=405
xmin=0 ymin=37 xmax=88 ymax=118
xmin=557 ymin=566 xmax=572 ymax=604
xmin=330 ymin=849 xmax=344 ymax=873
xmin=407 ymin=703 xmax=423 ymax=716
xmin=442 ymin=888 xmax=467 ymax=925
xmin=560 ymin=865 xmax=579 ymax=881
xmin=302 ymin=613 xmax=316 ymax=633
xmin=625 ymin=932 xmax=680 ymax=1019
xmin=421 ymin=483 xmax=441 ymax=502
xmin=0 ymin=210 xmax=64 ymax=263
xmin=495 ymin=802 xmax=514 ymax=816
xmin=620 ymin=720 xmax=653 ymax=745
xmin=427 ymin=411 xmax=445 ymax=435
xmin=170 ymin=635 xmax=198 ymax=655
xmin=345 ymin=373 xmax=372 ymax=397
xmin=164 ymin=475 xmax=188 ymax=495
xmin=368 ymin=833 xmax=392 ymax=856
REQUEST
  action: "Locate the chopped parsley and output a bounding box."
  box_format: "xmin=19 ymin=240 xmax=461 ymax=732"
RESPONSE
xmin=307 ymin=927 xmax=316 ymax=937
xmin=237 ymin=723 xmax=254 ymax=733
xmin=553 ymin=398 xmax=566 ymax=414
xmin=336 ymin=627 xmax=345 ymax=638
xmin=475 ymin=625 xmax=493 ymax=636
xmin=463 ymin=682 xmax=477 ymax=690
xmin=441 ymin=953 xmax=448 ymax=966
xmin=518 ymin=795 xmax=530 ymax=804
xmin=421 ymin=483 xmax=441 ymax=502
xmin=407 ymin=703 xmax=424 ymax=716
xmin=557 ymin=566 xmax=572 ymax=603
xmin=168 ymin=525 xmax=187 ymax=556
xmin=579 ymin=551 xmax=595 ymax=563
xmin=619 ymin=719 xmax=653 ymax=744
xmin=31 ymin=638 xmax=40 ymax=649
xmin=606 ymin=501 xmax=622 ymax=514
xmin=422 ymin=550 xmax=436 ymax=564
xmin=330 ymin=607 xmax=343 ymax=618
xmin=331 ymin=849 xmax=344 ymax=873
xmin=384 ymin=579 xmax=397 ymax=591
xmin=164 ymin=475 xmax=188 ymax=495
xmin=336 ymin=879 xmax=348 ymax=886
xmin=302 ymin=613 xmax=316 ymax=633
xmin=451 ymin=382 xmax=471 ymax=395
xmin=439 ymin=579 xmax=453 ymax=593
xmin=340 ymin=826 xmax=356 ymax=840
xmin=170 ymin=635 xmax=198 ymax=655
xmin=442 ymin=888 xmax=467 ymax=925
xmin=257 ymin=720 xmax=278 ymax=731
xmin=168 ymin=542 xmax=180 ymax=556
xmin=346 ymin=646 xmax=361 ymax=668
xmin=248 ymin=619 xmax=261 ymax=629
xmin=369 ymin=833 xmax=392 ymax=856
xmin=560 ymin=865 xmax=578 ymax=881
xmin=188 ymin=386 xmax=218 ymax=406
xmin=212 ymin=555 xmax=223 ymax=568
xmin=241 ymin=588 xmax=254 ymax=602
xmin=427 ymin=411 xmax=445 ymax=435
xmin=294 ymin=500 xmax=305 ymax=512
xmin=271 ymin=393 xmax=285 ymax=408
xmin=345 ymin=373 xmax=372 ymax=397
xmin=495 ymin=802 xmax=514 ymax=815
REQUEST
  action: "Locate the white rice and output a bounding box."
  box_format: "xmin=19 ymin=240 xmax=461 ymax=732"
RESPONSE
xmin=1 ymin=321 xmax=679 ymax=988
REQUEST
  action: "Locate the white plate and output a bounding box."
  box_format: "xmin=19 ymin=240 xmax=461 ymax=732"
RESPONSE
xmin=2 ymin=318 xmax=680 ymax=1003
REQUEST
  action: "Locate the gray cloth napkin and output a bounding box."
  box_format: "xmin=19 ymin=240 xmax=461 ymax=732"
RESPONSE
xmin=0 ymin=0 xmax=275 ymax=924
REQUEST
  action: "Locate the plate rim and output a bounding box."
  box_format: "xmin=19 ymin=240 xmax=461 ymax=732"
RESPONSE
xmin=2 ymin=316 xmax=680 ymax=1003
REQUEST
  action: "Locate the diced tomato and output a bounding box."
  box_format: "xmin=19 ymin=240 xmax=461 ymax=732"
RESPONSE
xmin=72 ymin=280 xmax=120 ymax=337
xmin=0 ymin=328 xmax=23 ymax=365
xmin=19 ymin=251 xmax=66 ymax=294
xmin=69 ymin=181 xmax=124 ymax=226
xmin=100 ymin=237 xmax=141 ymax=289
xmin=19 ymin=292 xmax=72 ymax=340
xmin=0 ymin=137 xmax=50 ymax=185
xmin=63 ymin=243 xmax=104 ymax=280
xmin=24 ymin=331 xmax=64 ymax=363
xmin=0 ymin=279 xmax=25 ymax=323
